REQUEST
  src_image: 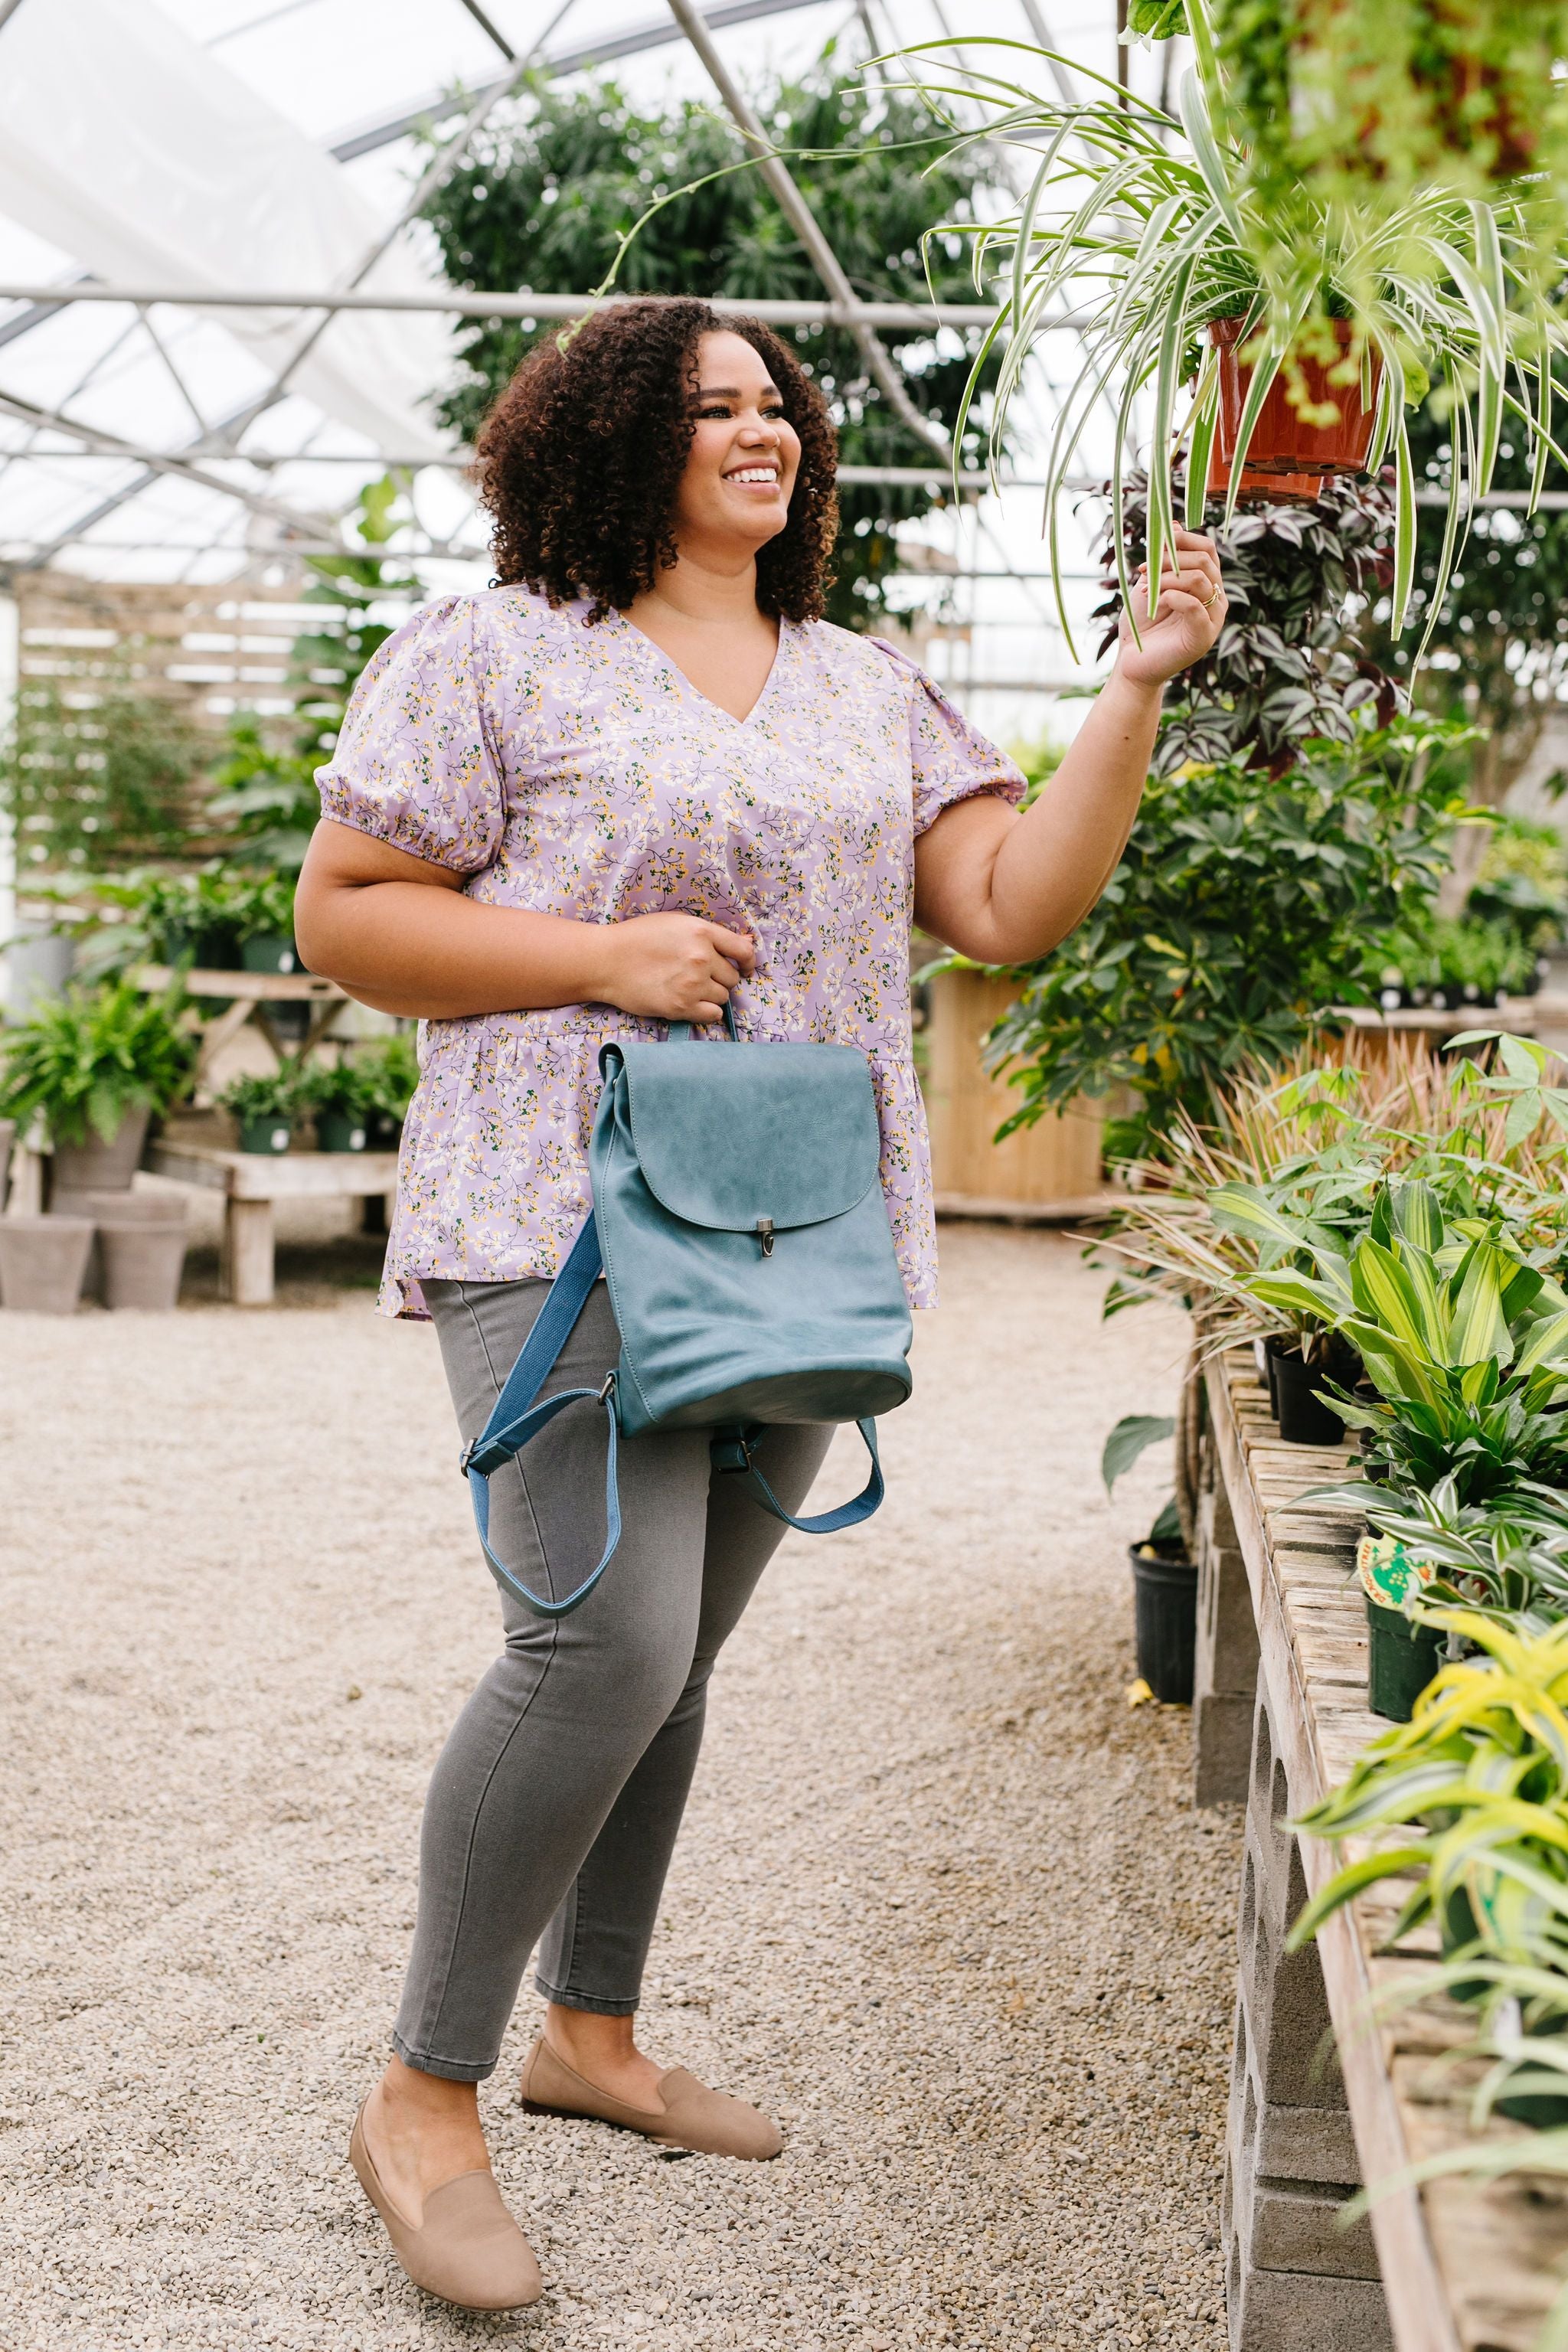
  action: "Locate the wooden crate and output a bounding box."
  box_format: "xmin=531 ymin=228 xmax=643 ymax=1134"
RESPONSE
xmin=923 ymin=966 xmax=1109 ymax=1213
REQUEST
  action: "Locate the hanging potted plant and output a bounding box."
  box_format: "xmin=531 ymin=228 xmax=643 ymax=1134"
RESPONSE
xmin=0 ymin=979 xmax=196 ymax=1194
xmin=917 ymin=1 xmax=1567 ymax=652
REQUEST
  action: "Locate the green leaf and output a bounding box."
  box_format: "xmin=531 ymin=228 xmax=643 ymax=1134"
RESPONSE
xmin=1102 ymin=1413 xmax=1175 ymax=1497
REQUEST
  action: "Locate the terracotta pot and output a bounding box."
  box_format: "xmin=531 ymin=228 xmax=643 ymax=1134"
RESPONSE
xmin=1207 ymin=317 xmax=1380 ymax=501
xmin=0 ymin=1215 xmax=93 ymax=1314
xmin=97 ymin=1217 xmax=189 ymax=1312
xmin=51 ymin=1105 xmax=150 ymax=1194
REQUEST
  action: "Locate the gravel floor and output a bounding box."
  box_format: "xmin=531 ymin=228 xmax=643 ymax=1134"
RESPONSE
xmin=0 ymin=1224 xmax=1242 ymax=2352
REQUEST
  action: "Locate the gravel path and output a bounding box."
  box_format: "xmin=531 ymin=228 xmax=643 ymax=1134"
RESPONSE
xmin=0 ymin=1226 xmax=1241 ymax=2352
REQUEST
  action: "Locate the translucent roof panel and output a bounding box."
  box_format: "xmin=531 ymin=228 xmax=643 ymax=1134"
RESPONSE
xmin=0 ymin=0 xmax=1178 ymax=740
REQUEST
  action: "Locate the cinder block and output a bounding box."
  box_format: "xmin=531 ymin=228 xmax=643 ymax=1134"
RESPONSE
xmin=1194 ymin=1481 xmax=1260 ymax=1806
xmin=1228 ymin=2263 xmax=1393 ymax=2352
xmin=1195 ymin=1690 xmax=1256 ymax=1806
xmin=1250 ymin=2182 xmax=1380 ymax=2280
xmin=1256 ymin=2102 xmax=1360 ymax=2186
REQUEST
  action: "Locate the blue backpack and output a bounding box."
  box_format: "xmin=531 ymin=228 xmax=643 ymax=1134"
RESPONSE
xmin=459 ymin=1003 xmax=914 ymax=1615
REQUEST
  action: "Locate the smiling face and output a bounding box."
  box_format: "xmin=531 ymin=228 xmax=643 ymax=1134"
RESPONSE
xmin=670 ymin=329 xmax=802 ymax=564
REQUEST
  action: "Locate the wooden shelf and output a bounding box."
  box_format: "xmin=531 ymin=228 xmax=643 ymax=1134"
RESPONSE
xmin=1207 ymin=1349 xmax=1568 ymax=2350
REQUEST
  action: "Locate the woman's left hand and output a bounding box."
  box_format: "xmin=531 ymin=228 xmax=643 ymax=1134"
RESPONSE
xmin=1114 ymin=525 xmax=1227 ymax=689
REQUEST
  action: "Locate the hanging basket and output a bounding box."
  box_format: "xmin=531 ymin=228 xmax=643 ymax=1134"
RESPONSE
xmin=1207 ymin=318 xmax=1381 ymax=501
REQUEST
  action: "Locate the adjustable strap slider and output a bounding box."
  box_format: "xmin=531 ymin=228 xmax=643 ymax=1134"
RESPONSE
xmin=458 ymin=1436 xmax=478 ymax=1479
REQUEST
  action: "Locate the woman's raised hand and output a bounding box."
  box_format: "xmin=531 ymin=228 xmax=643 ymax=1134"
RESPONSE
xmin=596 ymin=911 xmax=756 ymax=1025
xmin=1115 ymin=526 xmax=1227 ymax=689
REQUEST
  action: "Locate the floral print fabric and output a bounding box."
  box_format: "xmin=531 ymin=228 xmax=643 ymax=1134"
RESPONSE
xmin=316 ymin=586 xmax=1023 ymax=1318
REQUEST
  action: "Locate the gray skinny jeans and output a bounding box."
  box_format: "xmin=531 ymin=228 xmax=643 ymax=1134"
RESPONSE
xmin=392 ymin=1276 xmax=832 ymax=2082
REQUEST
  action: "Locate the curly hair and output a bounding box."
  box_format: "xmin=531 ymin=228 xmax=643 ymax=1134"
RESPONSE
xmin=472 ymin=298 xmax=838 ymax=623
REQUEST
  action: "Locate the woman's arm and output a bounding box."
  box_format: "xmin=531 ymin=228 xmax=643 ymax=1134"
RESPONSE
xmin=913 ymin=527 xmax=1227 ymax=965
xmin=292 ymin=824 xmax=755 ymax=1024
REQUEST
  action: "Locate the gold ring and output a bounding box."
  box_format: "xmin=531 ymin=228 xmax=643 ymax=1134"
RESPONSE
xmin=1201 ymin=581 xmax=1220 ymax=610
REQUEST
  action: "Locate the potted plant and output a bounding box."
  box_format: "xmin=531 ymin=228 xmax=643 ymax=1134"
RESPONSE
xmin=1103 ymin=1411 xmax=1197 ymax=1701
xmin=297 ymin=1059 xmax=373 ymax=1154
xmin=1288 ymin=1610 xmax=1568 ymax=1988
xmin=218 ymin=1070 xmax=299 ymax=1156
xmin=0 ymin=979 xmax=196 ymax=1193
xmin=357 ymin=1032 xmax=420 ymax=1148
xmin=920 ymin=4 xmax=1566 ymax=645
xmin=230 ymin=872 xmax=302 ymax=976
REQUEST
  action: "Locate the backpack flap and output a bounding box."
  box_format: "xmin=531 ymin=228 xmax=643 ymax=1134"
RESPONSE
xmin=593 ymin=1037 xmax=913 ymax=1437
xmin=617 ymin=1038 xmax=881 ymax=1233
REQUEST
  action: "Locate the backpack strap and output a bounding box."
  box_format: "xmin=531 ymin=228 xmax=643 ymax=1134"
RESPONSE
xmin=459 ymin=1214 xmax=622 ymax=1620
xmin=710 ymin=1417 xmax=884 ymax=1534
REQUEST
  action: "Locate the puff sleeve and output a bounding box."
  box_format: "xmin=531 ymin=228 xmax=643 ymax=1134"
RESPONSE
xmin=870 ymin=636 xmax=1027 ymax=835
xmin=315 ymin=595 xmax=505 ymax=874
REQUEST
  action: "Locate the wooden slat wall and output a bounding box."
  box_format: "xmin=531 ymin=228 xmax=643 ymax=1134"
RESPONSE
xmin=15 ymin=567 xmax=312 ymax=728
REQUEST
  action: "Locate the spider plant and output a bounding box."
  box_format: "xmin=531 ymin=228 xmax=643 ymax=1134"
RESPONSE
xmin=913 ymin=8 xmax=1568 ymax=655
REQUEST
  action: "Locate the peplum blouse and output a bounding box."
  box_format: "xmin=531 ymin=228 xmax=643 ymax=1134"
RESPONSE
xmin=315 ymin=585 xmax=1024 ymax=1319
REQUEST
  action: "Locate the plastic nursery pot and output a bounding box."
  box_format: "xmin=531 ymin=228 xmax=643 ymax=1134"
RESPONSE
xmin=161 ymin=920 xmax=240 ymax=971
xmin=0 ymin=1215 xmax=93 ymax=1314
xmin=366 ymin=1109 xmax=403 ymax=1150
xmin=1129 ymin=1541 xmax=1198 ymax=1705
xmin=237 ymin=1116 xmax=293 ymax=1155
xmin=1207 ymin=318 xmax=1381 ymax=500
xmin=1440 ymin=1887 xmax=1499 ymax=2007
xmin=51 ymin=1105 xmax=149 ymax=1194
xmin=1495 ymin=2013 xmax=1568 ymax=2132
xmin=315 ymin=1110 xmax=368 ymax=1154
xmin=241 ymin=933 xmax=302 ymax=977
xmin=1271 ymin=1346 xmax=1349 ymax=1447
xmin=1366 ymin=1596 xmax=1446 ymax=1725
xmin=97 ymin=1216 xmax=189 ymax=1312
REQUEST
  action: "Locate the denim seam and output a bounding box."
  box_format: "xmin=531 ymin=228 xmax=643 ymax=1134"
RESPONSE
xmin=410 ymin=1281 xmax=561 ymax=2075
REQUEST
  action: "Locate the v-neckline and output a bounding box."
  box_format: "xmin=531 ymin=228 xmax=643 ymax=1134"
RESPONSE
xmin=614 ymin=608 xmax=789 ymax=729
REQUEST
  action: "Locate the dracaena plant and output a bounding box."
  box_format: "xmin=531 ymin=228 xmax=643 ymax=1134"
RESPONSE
xmin=914 ymin=6 xmax=1568 ymax=655
xmin=1233 ymin=1176 xmax=1568 ymax=1416
xmin=1286 ymin=1609 xmax=1568 ymax=1965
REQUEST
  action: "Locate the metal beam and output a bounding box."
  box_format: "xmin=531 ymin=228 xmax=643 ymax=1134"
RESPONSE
xmin=665 ymin=0 xmax=949 ymax=452
xmin=0 ymin=280 xmax=1003 ymax=332
xmin=0 ymin=388 xmax=337 ymax=541
xmin=328 ymin=0 xmax=831 ymax=162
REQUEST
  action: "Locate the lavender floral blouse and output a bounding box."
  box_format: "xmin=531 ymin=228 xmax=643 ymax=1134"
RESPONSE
xmin=316 ymin=586 xmax=1023 ymax=1319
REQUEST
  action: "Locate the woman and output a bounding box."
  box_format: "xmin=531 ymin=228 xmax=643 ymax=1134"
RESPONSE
xmin=295 ymin=296 xmax=1225 ymax=2312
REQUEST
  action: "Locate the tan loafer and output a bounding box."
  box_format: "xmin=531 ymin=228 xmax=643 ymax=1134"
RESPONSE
xmin=348 ymin=2101 xmax=543 ymax=2311
xmin=520 ymin=2035 xmax=782 ymax=2159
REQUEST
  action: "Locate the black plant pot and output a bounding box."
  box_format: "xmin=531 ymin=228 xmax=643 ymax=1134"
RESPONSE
xmin=1129 ymin=1542 xmax=1198 ymax=1704
xmin=1367 ymin=1596 xmax=1445 ymax=1724
xmin=1272 ymin=1346 xmax=1351 ymax=1446
xmin=1497 ymin=2013 xmax=1568 ymax=2130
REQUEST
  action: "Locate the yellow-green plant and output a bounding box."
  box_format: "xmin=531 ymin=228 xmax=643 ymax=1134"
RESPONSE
xmin=1289 ymin=1610 xmax=1568 ymax=1966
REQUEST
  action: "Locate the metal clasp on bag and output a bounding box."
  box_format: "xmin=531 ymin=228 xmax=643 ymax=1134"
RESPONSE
xmin=755 ymin=1216 xmax=775 ymax=1259
xmin=458 ymin=1436 xmax=479 ymax=1479
xmin=711 ymin=1423 xmax=755 ymax=1475
xmin=598 ymin=1369 xmax=617 ymax=1406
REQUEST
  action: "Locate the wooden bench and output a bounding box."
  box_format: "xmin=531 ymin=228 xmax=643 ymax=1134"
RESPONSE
xmin=144 ymin=1139 xmax=399 ymax=1305
xmin=1198 ymin=1347 xmax=1568 ymax=2350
